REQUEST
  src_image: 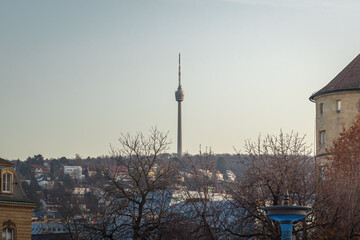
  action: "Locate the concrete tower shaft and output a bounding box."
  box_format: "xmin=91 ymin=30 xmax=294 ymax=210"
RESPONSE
xmin=175 ymin=54 xmax=184 ymax=157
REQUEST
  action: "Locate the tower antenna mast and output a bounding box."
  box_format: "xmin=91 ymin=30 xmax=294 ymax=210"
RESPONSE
xmin=178 ymin=53 xmax=181 ymax=86
xmin=175 ymin=53 xmax=184 ymax=157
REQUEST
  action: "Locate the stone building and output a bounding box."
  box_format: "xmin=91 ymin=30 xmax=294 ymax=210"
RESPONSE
xmin=310 ymin=54 xmax=360 ymax=163
xmin=0 ymin=158 xmax=36 ymax=240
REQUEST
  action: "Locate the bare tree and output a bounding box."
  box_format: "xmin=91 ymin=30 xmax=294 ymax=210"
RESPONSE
xmin=183 ymin=150 xmax=225 ymax=240
xmin=228 ymin=131 xmax=316 ymax=239
xmin=57 ymin=194 xmax=84 ymax=240
xmin=161 ymin=149 xmax=232 ymax=240
xmin=87 ymin=128 xmax=178 ymax=240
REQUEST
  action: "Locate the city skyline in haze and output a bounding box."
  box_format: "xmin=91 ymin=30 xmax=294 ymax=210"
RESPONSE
xmin=1 ymin=0 xmax=360 ymax=160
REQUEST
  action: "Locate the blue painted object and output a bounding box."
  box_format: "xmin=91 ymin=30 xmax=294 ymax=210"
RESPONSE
xmin=262 ymin=191 xmax=311 ymax=240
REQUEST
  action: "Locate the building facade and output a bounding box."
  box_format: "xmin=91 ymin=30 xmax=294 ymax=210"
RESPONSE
xmin=63 ymin=166 xmax=84 ymax=180
xmin=0 ymin=158 xmax=35 ymax=240
xmin=310 ymin=54 xmax=360 ymax=163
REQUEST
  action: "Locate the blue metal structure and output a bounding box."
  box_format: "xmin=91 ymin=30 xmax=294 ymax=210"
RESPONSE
xmin=262 ymin=191 xmax=310 ymax=240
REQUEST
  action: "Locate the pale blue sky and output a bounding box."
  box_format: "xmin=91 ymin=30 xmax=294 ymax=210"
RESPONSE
xmin=1 ymin=0 xmax=360 ymax=160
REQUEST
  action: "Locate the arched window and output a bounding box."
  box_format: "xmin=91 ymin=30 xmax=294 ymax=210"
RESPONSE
xmin=2 ymin=173 xmax=12 ymax=193
xmin=2 ymin=227 xmax=13 ymax=240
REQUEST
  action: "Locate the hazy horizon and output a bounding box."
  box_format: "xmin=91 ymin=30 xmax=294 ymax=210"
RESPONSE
xmin=2 ymin=0 xmax=360 ymax=160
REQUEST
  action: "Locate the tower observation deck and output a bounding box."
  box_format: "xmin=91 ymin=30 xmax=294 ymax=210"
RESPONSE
xmin=175 ymin=54 xmax=184 ymax=157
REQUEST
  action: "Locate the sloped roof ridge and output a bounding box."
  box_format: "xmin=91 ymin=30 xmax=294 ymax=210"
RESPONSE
xmin=0 ymin=158 xmax=14 ymax=166
xmin=310 ymin=54 xmax=360 ymax=101
xmin=332 ymin=54 xmax=360 ymax=89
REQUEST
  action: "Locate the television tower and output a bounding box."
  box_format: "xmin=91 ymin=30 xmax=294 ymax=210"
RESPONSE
xmin=175 ymin=53 xmax=184 ymax=157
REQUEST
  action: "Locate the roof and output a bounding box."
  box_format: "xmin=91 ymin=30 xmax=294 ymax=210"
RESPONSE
xmin=0 ymin=174 xmax=35 ymax=206
xmin=31 ymin=164 xmax=49 ymax=173
xmin=31 ymin=222 xmax=68 ymax=235
xmin=310 ymin=54 xmax=360 ymax=101
xmin=0 ymin=158 xmax=14 ymax=167
xmin=0 ymin=157 xmax=35 ymax=206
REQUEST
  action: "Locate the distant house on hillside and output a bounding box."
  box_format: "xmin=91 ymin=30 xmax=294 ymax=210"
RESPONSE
xmin=63 ymin=166 xmax=84 ymax=180
xmin=226 ymin=170 xmax=236 ymax=182
xmin=37 ymin=174 xmax=54 ymax=190
xmin=87 ymin=169 xmax=97 ymax=177
xmin=31 ymin=165 xmax=49 ymax=178
xmin=0 ymin=157 xmax=36 ymax=240
xmin=216 ymin=171 xmax=224 ymax=181
xmin=73 ymin=187 xmax=89 ymax=197
xmin=108 ymin=165 xmax=130 ymax=181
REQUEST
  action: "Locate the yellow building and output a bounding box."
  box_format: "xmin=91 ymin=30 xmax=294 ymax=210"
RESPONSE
xmin=310 ymin=54 xmax=360 ymax=164
xmin=0 ymin=158 xmax=36 ymax=240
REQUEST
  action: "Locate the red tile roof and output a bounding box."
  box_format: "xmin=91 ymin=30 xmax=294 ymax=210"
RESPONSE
xmin=310 ymin=54 xmax=360 ymax=101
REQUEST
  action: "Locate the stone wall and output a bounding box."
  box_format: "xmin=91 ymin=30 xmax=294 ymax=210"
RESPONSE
xmin=0 ymin=204 xmax=33 ymax=240
xmin=314 ymin=91 xmax=360 ymax=163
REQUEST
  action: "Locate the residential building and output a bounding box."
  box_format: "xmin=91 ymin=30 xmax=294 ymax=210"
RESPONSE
xmin=0 ymin=158 xmax=36 ymax=240
xmin=63 ymin=166 xmax=84 ymax=180
xmin=37 ymin=175 xmax=54 ymax=190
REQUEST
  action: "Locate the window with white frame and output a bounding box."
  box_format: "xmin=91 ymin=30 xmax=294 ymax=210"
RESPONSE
xmin=336 ymin=100 xmax=341 ymax=113
xmin=2 ymin=228 xmax=13 ymax=240
xmin=2 ymin=173 xmax=12 ymax=193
